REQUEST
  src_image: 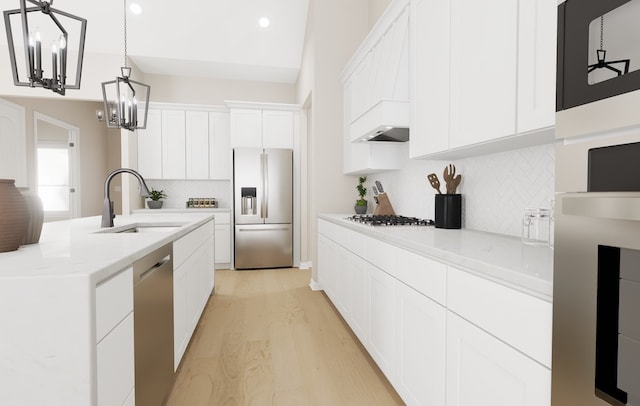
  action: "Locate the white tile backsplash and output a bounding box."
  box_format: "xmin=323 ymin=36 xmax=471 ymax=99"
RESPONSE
xmin=370 ymin=143 xmax=555 ymax=237
xmin=146 ymin=180 xmax=231 ymax=209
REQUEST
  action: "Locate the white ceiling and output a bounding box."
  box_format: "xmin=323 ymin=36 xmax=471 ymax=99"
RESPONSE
xmin=54 ymin=0 xmax=309 ymax=83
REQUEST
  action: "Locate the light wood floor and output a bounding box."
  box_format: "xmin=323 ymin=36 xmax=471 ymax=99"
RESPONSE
xmin=166 ymin=268 xmax=405 ymax=406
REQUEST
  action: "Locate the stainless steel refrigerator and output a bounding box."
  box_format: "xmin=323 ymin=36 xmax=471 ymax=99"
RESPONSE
xmin=233 ymin=148 xmax=293 ymax=269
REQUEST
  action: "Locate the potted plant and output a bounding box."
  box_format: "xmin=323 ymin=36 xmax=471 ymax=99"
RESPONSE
xmin=146 ymin=188 xmax=167 ymax=209
xmin=355 ymin=176 xmax=368 ymax=214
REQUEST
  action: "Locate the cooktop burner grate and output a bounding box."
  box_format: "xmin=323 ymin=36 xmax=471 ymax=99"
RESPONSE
xmin=346 ymin=215 xmax=434 ymax=226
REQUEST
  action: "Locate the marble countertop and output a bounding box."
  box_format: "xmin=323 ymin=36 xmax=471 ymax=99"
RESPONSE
xmin=319 ymin=214 xmax=553 ymax=301
xmin=0 ymin=212 xmax=215 ymax=283
xmin=133 ymin=208 xmax=230 ymax=214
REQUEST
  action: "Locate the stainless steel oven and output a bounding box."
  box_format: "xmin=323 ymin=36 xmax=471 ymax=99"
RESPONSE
xmin=553 ymin=193 xmax=640 ymax=405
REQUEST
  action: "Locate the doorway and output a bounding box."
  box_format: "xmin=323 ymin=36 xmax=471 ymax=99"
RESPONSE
xmin=34 ymin=112 xmax=80 ymax=221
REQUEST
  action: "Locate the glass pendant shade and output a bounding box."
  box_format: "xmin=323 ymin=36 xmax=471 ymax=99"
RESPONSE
xmin=101 ymin=68 xmax=150 ymax=131
xmin=3 ymin=0 xmax=87 ymax=95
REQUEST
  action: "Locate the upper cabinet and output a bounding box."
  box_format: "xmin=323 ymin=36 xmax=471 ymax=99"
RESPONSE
xmin=228 ymin=102 xmax=300 ymax=149
xmin=340 ymin=0 xmax=410 ymax=175
xmin=136 ymin=104 xmax=231 ymax=180
xmin=410 ymin=0 xmax=557 ymax=160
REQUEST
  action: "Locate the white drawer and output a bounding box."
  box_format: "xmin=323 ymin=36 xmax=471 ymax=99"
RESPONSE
xmin=447 ymin=267 xmax=552 ymax=367
xmin=96 ymin=267 xmax=133 ymax=342
xmin=338 ymin=227 xmax=367 ymax=258
xmin=317 ymin=219 xmax=335 ymax=239
xmin=174 ymin=220 xmax=214 ymax=267
xmin=365 ymin=235 xmax=395 ymax=275
xmin=213 ymin=212 xmax=230 ymax=225
xmin=97 ymin=313 xmax=135 ymax=406
xmin=395 ymin=248 xmax=447 ymax=306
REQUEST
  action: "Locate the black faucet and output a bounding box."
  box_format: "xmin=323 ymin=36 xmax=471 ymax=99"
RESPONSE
xmin=102 ymin=168 xmax=151 ymax=227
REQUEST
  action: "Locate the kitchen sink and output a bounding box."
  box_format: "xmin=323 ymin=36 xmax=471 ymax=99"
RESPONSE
xmin=96 ymin=223 xmax=186 ymax=234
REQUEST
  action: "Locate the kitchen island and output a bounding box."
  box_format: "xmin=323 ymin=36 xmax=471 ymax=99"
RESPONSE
xmin=317 ymin=214 xmax=553 ymax=406
xmin=0 ymin=213 xmax=215 ymax=406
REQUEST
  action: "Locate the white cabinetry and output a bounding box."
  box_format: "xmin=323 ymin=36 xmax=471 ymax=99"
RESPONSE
xmin=410 ymin=0 xmax=556 ymax=159
xmin=173 ymin=220 xmax=215 ymax=369
xmin=162 ymin=109 xmax=186 ymax=179
xmin=137 ymin=104 xmax=231 ymax=180
xmin=137 ymin=108 xmax=162 ymax=179
xmin=229 ymin=108 xmax=262 ymax=148
xmin=213 ymin=212 xmax=231 ymax=267
xmin=317 ymin=218 xmax=551 ymax=406
xmin=229 ymin=105 xmax=298 ymax=149
xmin=340 ymin=1 xmax=409 ymax=175
xmin=185 ymin=111 xmax=210 ymax=179
xmin=209 ymin=112 xmax=231 ymax=180
xmin=446 ymin=312 xmax=550 ymax=406
xmin=96 ymin=268 xmax=135 ymax=406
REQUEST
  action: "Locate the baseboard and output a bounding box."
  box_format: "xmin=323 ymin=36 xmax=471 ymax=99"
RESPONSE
xmin=299 ymin=261 xmax=313 ymax=270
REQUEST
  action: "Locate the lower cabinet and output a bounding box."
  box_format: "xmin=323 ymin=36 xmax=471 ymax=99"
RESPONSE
xmin=395 ymin=281 xmax=446 ymax=406
xmin=96 ymin=267 xmax=134 ymax=406
xmin=173 ymin=221 xmax=215 ymax=369
xmin=317 ymin=218 xmax=551 ymax=406
xmin=446 ymin=312 xmax=551 ymax=406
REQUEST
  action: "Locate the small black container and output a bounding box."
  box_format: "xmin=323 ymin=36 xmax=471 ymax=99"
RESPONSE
xmin=435 ymin=194 xmax=461 ymax=229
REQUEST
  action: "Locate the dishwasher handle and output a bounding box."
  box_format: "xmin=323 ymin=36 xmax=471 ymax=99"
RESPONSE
xmin=135 ymin=255 xmax=171 ymax=284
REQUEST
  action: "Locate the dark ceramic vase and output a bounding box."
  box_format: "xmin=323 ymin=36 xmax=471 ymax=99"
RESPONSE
xmin=0 ymin=179 xmax=28 ymax=252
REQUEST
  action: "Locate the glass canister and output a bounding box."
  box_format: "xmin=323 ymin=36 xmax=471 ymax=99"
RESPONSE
xmin=522 ymin=208 xmax=551 ymax=245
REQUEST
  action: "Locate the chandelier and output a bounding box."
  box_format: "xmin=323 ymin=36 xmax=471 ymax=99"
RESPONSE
xmin=3 ymin=0 xmax=87 ymax=95
xmin=100 ymin=0 xmax=150 ymax=131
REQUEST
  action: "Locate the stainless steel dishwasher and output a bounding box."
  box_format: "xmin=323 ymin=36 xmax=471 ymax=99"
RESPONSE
xmin=133 ymin=243 xmax=174 ymax=406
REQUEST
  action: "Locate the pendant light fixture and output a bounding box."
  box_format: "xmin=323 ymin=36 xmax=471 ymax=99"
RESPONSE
xmin=100 ymin=0 xmax=150 ymax=131
xmin=3 ymin=0 xmax=87 ymax=95
xmin=588 ymin=16 xmax=630 ymax=77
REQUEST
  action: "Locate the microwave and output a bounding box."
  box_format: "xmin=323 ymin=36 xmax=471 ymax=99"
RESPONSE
xmin=557 ymin=0 xmax=640 ymax=112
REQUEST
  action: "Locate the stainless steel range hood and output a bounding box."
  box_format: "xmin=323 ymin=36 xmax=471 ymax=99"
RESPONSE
xmin=351 ymin=99 xmax=410 ymax=142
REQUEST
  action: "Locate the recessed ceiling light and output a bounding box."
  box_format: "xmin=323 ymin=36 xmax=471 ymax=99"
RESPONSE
xmin=129 ymin=3 xmax=143 ymax=15
xmin=259 ymin=17 xmax=270 ymax=28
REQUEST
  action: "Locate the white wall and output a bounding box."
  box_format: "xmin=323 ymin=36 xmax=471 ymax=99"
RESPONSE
xmin=143 ymin=74 xmax=296 ymax=105
xmin=296 ymin=0 xmax=370 ymax=281
xmin=368 ymin=0 xmax=392 ymax=27
xmin=1 ymin=96 xmax=111 ymax=217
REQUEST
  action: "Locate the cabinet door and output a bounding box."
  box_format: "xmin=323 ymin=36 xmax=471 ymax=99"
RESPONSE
xmin=209 ymin=111 xmax=231 ymax=180
xmin=446 ymin=312 xmax=551 ymax=406
xmin=137 ymin=108 xmax=162 ymax=179
xmin=185 ymin=111 xmax=209 ymax=180
xmin=214 ymin=224 xmax=231 ymax=265
xmin=230 ymin=108 xmax=262 ymax=148
xmin=97 ymin=313 xmax=135 ymax=406
xmin=161 ymin=109 xmax=186 ymax=179
xmin=517 ymin=0 xmax=556 ymax=134
xmin=262 ymin=110 xmax=294 ymax=149
xmin=449 ymin=0 xmax=518 ymax=148
xmin=368 ymin=264 xmax=397 ymax=382
xmin=348 ymin=252 xmax=370 ymax=345
xmin=396 ymin=281 xmax=446 ymax=406
xmin=409 ymin=0 xmax=451 ymax=158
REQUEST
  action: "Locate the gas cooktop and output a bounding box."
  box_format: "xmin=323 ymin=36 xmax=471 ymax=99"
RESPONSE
xmin=346 ymin=215 xmax=434 ymax=226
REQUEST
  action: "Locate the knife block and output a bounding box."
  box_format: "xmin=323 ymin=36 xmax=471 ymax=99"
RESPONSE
xmin=374 ymin=193 xmax=396 ymax=216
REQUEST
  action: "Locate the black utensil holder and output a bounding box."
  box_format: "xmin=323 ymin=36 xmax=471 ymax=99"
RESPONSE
xmin=435 ymin=194 xmax=461 ymax=229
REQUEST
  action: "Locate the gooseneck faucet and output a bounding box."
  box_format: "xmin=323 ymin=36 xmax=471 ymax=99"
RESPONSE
xmin=102 ymin=168 xmax=151 ymax=227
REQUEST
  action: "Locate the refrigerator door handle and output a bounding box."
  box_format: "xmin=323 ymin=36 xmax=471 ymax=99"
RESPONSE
xmin=263 ymin=152 xmax=269 ymax=219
